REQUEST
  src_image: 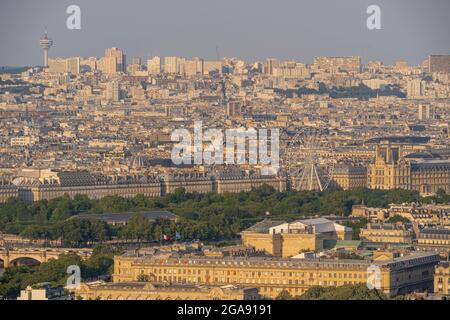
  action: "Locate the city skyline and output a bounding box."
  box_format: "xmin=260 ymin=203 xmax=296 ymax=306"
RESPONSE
xmin=1 ymin=0 xmax=450 ymax=66
xmin=1 ymin=0 xmax=449 ymax=304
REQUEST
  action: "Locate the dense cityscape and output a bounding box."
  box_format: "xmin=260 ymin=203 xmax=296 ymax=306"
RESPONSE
xmin=1 ymin=8 xmax=450 ymax=303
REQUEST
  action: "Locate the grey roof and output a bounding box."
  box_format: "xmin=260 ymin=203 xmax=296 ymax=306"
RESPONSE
xmin=58 ymin=171 xmax=97 ymax=186
xmin=404 ymin=151 xmax=441 ymax=160
xmin=375 ymin=252 xmax=440 ymax=268
xmin=242 ymin=219 xmax=286 ymax=233
xmin=420 ymin=228 xmax=450 ymax=235
xmin=86 ymin=281 xmax=246 ymax=292
xmin=72 ymin=211 xmax=177 ymax=222
xmin=365 ymin=136 xmax=430 ymax=144
xmin=410 ymin=160 xmax=450 ymax=171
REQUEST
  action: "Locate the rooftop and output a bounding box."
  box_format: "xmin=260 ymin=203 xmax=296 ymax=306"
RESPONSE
xmin=71 ymin=211 xmax=177 ymax=223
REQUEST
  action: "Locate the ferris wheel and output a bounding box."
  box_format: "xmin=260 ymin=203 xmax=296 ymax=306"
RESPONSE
xmin=283 ymin=128 xmax=336 ymax=191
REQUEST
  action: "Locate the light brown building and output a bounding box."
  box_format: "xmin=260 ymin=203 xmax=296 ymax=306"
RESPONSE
xmin=331 ymin=165 xmax=367 ymax=190
xmin=0 ymin=184 xmax=18 ymax=203
xmin=313 ymin=56 xmax=361 ymax=73
xmin=12 ymin=170 xmax=161 ymax=201
xmin=417 ymin=228 xmax=450 ymax=247
xmin=368 ymin=141 xmax=450 ymax=195
xmin=8 ymin=169 xmax=289 ymax=202
xmin=102 ymin=47 xmax=126 ymax=74
xmin=75 ymin=282 xmax=259 ymax=300
xmin=163 ymin=173 xmax=213 ymax=194
xmin=241 ymin=218 xmax=352 ymax=257
xmin=388 ymin=204 xmax=450 ymax=226
xmin=360 ymin=223 xmax=413 ymax=244
xmin=434 ymin=262 xmax=450 ymax=297
xmin=216 ymin=174 xmax=287 ymax=194
xmin=351 ymin=205 xmax=387 ymax=221
xmin=113 ymin=251 xmax=440 ymax=298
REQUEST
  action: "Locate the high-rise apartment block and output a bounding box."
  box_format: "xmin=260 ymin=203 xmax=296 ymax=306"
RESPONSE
xmin=105 ymin=81 xmax=120 ymax=101
xmin=273 ymin=61 xmax=309 ymax=78
xmin=164 ymin=56 xmax=178 ymax=74
xmin=147 ymin=56 xmax=161 ymax=75
xmin=428 ymin=55 xmax=450 ymax=74
xmin=48 ymin=57 xmax=80 ymax=74
xmin=163 ymin=56 xmax=205 ymax=76
xmin=418 ymin=104 xmax=432 ymax=121
xmin=407 ymin=79 xmax=426 ymax=98
xmin=102 ymin=47 xmax=126 ymax=74
xmin=265 ymin=58 xmax=279 ymax=75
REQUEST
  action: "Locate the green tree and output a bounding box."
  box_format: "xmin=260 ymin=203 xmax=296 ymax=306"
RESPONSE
xmin=120 ymin=212 xmax=151 ymax=242
xmin=299 ymin=284 xmax=387 ymax=300
xmin=276 ymin=289 xmax=294 ymax=300
xmin=386 ymin=215 xmax=410 ymax=224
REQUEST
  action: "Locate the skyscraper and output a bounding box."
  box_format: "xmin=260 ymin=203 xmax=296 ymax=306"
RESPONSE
xmin=164 ymin=56 xmax=178 ymax=74
xmin=103 ymin=47 xmax=126 ymax=74
xmin=265 ymin=58 xmax=279 ymax=75
xmin=39 ymin=31 xmax=53 ymax=67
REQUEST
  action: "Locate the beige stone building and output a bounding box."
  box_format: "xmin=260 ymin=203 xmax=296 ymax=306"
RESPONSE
xmin=113 ymin=251 xmax=440 ymax=298
xmin=368 ymin=141 xmax=450 ymax=195
xmin=313 ymin=56 xmax=362 ymax=74
xmin=75 ymin=282 xmax=259 ymax=300
xmin=241 ymin=218 xmax=352 ymax=257
xmin=216 ymin=174 xmax=287 ymax=193
xmin=388 ymin=204 xmax=450 ymax=226
xmin=163 ymin=173 xmax=213 ymax=194
xmin=351 ymin=205 xmax=387 ymax=221
xmin=0 ymin=184 xmax=18 ymax=203
xmin=351 ymin=203 xmax=450 ymax=226
xmin=6 ymin=169 xmax=290 ymax=202
xmin=417 ymin=228 xmax=450 ymax=247
xmin=12 ymin=169 xmax=161 ymax=202
xmin=330 ymin=165 xmax=367 ymax=190
xmin=434 ymin=262 xmax=450 ymax=297
xmin=360 ymin=223 xmax=413 ymax=244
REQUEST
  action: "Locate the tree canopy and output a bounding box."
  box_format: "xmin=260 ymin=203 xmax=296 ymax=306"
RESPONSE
xmin=0 ymin=244 xmax=120 ymax=299
xmin=0 ymin=187 xmax=425 ymax=244
xmin=298 ymin=284 xmax=387 ymax=300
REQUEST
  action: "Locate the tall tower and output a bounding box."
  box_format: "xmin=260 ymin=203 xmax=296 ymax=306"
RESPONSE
xmin=39 ymin=31 xmax=53 ymax=67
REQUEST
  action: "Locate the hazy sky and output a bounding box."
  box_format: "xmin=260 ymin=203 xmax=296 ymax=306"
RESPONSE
xmin=1 ymin=0 xmax=449 ymax=66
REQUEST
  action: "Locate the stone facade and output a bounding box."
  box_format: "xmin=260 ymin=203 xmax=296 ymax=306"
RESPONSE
xmin=434 ymin=262 xmax=450 ymax=297
xmin=75 ymin=282 xmax=259 ymax=300
xmin=360 ymin=223 xmax=414 ymax=244
xmin=113 ymin=252 xmax=440 ymax=298
xmin=368 ymin=141 xmax=450 ymax=195
xmin=241 ymin=218 xmax=352 ymax=258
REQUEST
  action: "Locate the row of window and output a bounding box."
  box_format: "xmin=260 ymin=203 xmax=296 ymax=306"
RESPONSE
xmin=436 ymin=277 xmax=450 ymax=284
xmin=148 ymin=268 xmax=369 ymax=280
xmin=154 ymin=275 xmax=367 ymax=288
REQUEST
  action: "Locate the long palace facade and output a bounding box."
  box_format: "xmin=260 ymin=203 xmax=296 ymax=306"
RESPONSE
xmin=1 ymin=140 xmax=449 ymax=203
xmin=112 ymin=252 xmax=440 ymax=299
xmin=0 ymin=168 xmax=288 ymax=203
xmin=368 ymin=141 xmax=450 ymax=195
